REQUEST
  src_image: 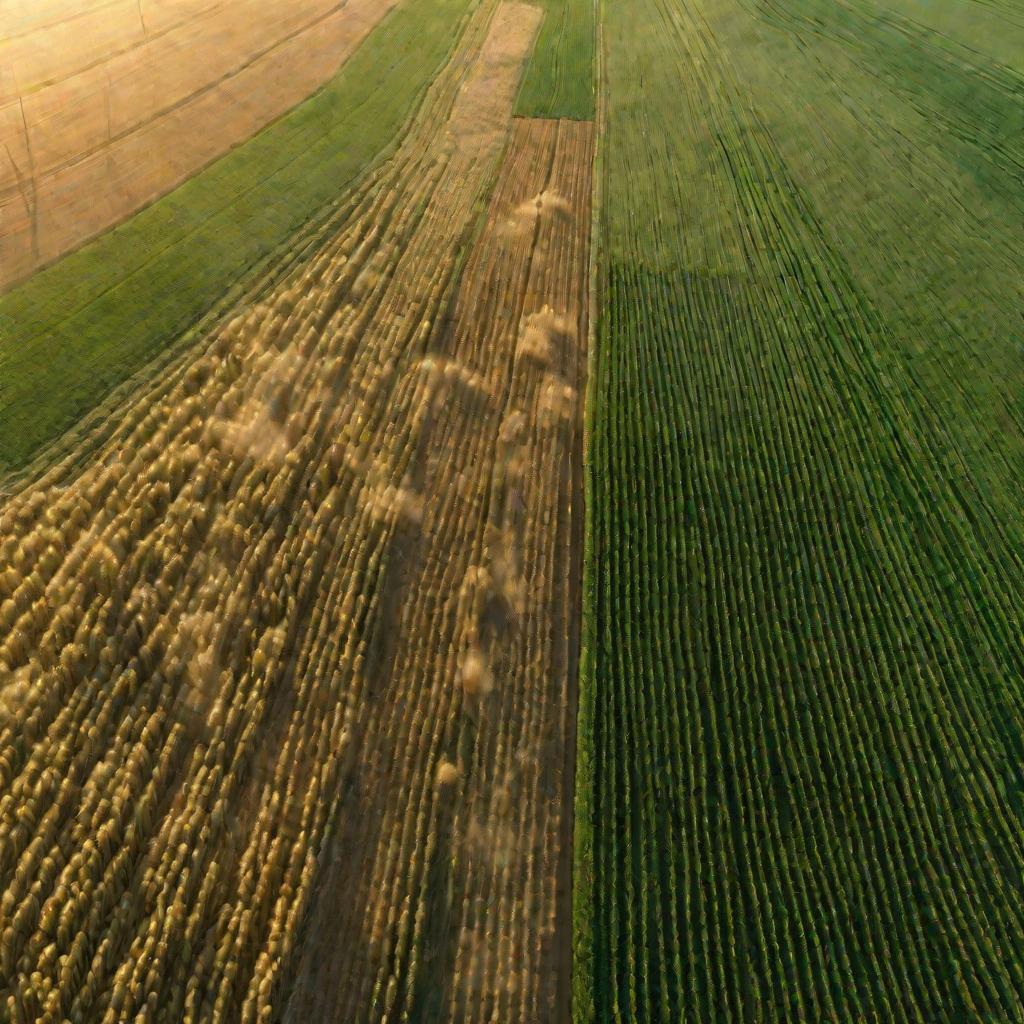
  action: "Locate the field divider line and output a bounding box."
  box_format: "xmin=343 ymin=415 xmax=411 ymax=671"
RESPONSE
xmin=570 ymin=0 xmax=603 ymax=1015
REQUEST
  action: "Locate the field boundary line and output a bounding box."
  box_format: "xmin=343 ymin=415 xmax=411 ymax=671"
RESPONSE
xmin=571 ymin=0 xmax=604 ymax=1018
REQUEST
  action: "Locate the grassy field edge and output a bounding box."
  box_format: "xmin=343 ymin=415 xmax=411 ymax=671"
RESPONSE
xmin=570 ymin=0 xmax=604 ymax=1018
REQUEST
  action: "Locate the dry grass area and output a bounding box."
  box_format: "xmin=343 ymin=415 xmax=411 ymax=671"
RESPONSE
xmin=283 ymin=113 xmax=593 ymax=1022
xmin=0 ymin=1 xmax=595 ymax=1019
xmin=0 ymin=0 xmax=396 ymax=290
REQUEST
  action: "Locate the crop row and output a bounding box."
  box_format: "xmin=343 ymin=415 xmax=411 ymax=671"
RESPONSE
xmin=283 ymin=112 xmax=593 ymax=1023
xmin=514 ymin=0 xmax=597 ymax=120
xmin=0 ymin=4 xmax=578 ymax=1021
xmin=578 ymin=0 xmax=1024 ymax=1020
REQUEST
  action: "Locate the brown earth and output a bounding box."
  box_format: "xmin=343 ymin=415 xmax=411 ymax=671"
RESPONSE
xmin=0 ymin=0 xmax=397 ymax=291
xmin=0 ymin=4 xmax=600 ymax=1022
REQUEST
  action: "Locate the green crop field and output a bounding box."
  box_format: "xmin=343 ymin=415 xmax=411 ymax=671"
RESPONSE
xmin=515 ymin=0 xmax=596 ymax=119
xmin=2 ymin=0 xmax=1024 ymax=1020
xmin=576 ymin=0 xmax=1024 ymax=1019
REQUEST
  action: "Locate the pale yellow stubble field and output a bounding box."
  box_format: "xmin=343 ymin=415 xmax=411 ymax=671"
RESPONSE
xmin=0 ymin=0 xmax=396 ymax=290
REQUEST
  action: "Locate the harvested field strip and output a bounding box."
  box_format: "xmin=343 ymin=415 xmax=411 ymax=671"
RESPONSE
xmin=515 ymin=0 xmax=596 ymax=120
xmin=0 ymin=6 xmax=598 ymax=1022
xmin=578 ymin=0 xmax=1024 ymax=1020
xmin=281 ymin=113 xmax=593 ymax=1022
xmin=2 ymin=1 xmax=223 ymax=100
xmin=0 ymin=0 xmax=398 ymax=289
xmin=0 ymin=0 xmax=182 ymax=45
xmin=0 ymin=0 xmax=474 ymax=476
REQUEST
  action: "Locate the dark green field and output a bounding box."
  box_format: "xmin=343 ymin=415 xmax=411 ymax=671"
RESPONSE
xmin=576 ymin=0 xmax=1024 ymax=1019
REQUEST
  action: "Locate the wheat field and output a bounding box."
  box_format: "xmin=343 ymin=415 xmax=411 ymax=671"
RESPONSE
xmin=3 ymin=0 xmax=1024 ymax=1021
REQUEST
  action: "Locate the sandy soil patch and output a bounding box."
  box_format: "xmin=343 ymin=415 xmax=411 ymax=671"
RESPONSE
xmin=447 ymin=1 xmax=544 ymax=153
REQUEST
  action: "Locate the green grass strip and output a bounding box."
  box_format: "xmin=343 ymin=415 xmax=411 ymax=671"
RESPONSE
xmin=515 ymin=0 xmax=596 ymax=120
xmin=572 ymin=10 xmax=603 ymax=1022
xmin=0 ymin=0 xmax=473 ymax=474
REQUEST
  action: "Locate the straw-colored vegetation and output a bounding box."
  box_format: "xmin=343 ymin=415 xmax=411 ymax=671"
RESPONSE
xmin=0 ymin=1 xmax=594 ymax=1019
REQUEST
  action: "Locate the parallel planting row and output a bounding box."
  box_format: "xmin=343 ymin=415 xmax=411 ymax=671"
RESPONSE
xmin=514 ymin=0 xmax=596 ymax=120
xmin=285 ymin=113 xmax=593 ymax=1022
xmin=576 ymin=0 xmax=1024 ymax=1020
xmin=0 ymin=0 xmax=474 ymax=475
xmin=0 ymin=1 xmax=594 ymax=1020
